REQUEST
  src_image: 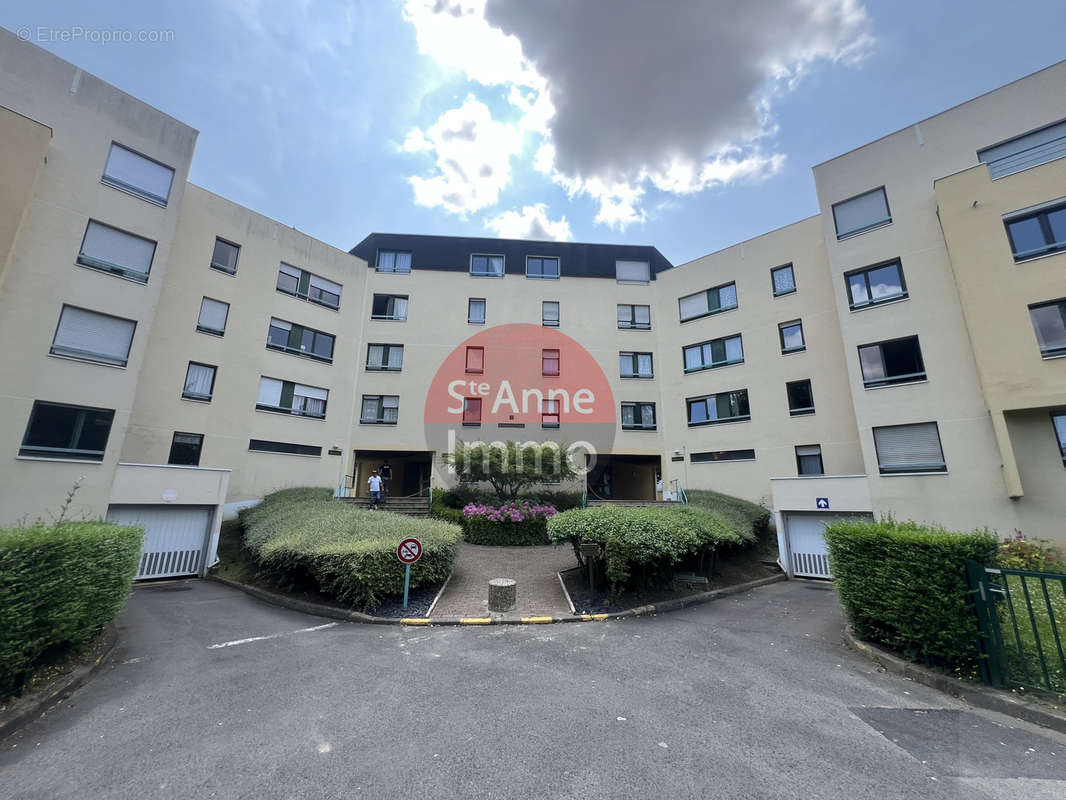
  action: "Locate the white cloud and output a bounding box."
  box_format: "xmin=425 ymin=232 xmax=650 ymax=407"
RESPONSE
xmin=484 ymin=203 xmax=572 ymax=241
xmin=404 ymin=0 xmax=873 ymax=228
xmin=402 ymin=96 xmax=524 ymax=214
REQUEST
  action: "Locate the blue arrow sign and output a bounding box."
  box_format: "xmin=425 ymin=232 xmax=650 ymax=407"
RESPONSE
xmin=816 ymin=497 xmax=830 ymax=510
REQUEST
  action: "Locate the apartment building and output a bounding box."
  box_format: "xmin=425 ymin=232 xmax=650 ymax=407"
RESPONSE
xmin=1 ymin=28 xmax=1063 ymax=581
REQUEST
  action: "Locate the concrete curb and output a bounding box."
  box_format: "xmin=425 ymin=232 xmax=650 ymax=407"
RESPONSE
xmin=842 ymin=625 xmax=1066 ymax=735
xmin=207 ymin=571 xmax=786 ymax=627
xmin=0 ymin=621 xmax=119 ymax=739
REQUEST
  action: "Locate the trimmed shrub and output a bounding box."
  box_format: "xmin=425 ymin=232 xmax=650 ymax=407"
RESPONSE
xmin=823 ymin=518 xmax=998 ymax=672
xmin=686 ymin=489 xmax=770 ymax=542
xmin=459 ymin=501 xmax=557 ymax=546
xmin=0 ymin=521 xmax=143 ymax=698
xmin=547 ymin=505 xmax=746 ymax=597
xmin=241 ymin=488 xmax=461 ymax=611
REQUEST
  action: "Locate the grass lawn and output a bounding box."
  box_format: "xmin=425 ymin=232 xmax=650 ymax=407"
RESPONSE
xmin=1000 ymin=572 xmax=1066 ymax=695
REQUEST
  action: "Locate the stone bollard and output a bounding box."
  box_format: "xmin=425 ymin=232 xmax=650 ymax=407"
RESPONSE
xmin=487 ymin=578 xmax=517 ymax=613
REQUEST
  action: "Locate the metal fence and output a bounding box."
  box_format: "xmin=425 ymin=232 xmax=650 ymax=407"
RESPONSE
xmin=967 ymin=560 xmax=1066 ymax=694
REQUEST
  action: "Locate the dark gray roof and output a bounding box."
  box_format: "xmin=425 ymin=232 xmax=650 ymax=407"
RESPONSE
xmin=349 ymin=233 xmax=673 ymax=280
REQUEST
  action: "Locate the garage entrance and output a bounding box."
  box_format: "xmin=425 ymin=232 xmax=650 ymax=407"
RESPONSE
xmin=106 ymin=505 xmax=213 ymax=580
xmin=782 ymin=511 xmax=873 ymax=579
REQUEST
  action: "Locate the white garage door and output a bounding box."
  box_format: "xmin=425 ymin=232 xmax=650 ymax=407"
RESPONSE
xmin=106 ymin=505 xmax=212 ymax=580
xmin=784 ymin=512 xmax=872 ymax=579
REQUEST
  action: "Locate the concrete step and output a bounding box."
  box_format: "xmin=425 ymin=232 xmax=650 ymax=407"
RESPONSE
xmin=338 ymin=496 xmax=431 ymax=518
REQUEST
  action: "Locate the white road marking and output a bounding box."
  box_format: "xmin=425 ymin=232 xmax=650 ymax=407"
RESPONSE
xmin=206 ymin=622 xmax=338 ymax=649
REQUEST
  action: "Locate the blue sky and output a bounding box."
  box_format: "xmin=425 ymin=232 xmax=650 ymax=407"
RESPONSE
xmin=4 ymin=1 xmax=1066 ymax=265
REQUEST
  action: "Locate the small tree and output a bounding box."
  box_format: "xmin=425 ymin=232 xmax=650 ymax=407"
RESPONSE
xmin=445 ymin=440 xmax=578 ymax=501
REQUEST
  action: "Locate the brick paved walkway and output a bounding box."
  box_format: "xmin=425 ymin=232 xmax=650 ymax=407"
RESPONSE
xmin=430 ymin=543 xmax=579 ymax=617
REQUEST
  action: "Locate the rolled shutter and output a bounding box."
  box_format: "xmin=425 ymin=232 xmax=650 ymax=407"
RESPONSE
xmin=634 ymin=306 xmax=650 ymax=326
xmin=873 ymin=422 xmax=946 ymax=472
xmin=103 ymin=144 xmax=174 ymax=204
xmin=52 ymin=306 xmax=135 ymax=365
xmin=833 ymin=188 xmax=890 ymax=237
xmin=679 ymin=292 xmax=708 ymax=320
xmin=257 ymin=377 xmax=284 ymax=407
xmin=615 ymin=260 xmax=650 ymax=283
xmin=80 ymin=221 xmax=156 ymax=278
xmin=198 ymin=298 xmax=229 ymax=333
xmin=979 ymin=121 xmax=1066 ymax=180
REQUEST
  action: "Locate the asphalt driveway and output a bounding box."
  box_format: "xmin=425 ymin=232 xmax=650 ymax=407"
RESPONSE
xmin=3 ymin=579 xmax=1064 ymax=799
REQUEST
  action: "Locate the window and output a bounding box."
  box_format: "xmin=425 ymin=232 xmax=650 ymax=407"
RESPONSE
xmin=691 ymin=449 xmax=755 ymax=463
xmin=615 ymin=260 xmax=650 ymax=284
xmin=463 ymin=398 xmax=482 ymax=426
xmin=377 ymin=250 xmax=412 ymax=273
xmin=795 ymin=445 xmax=824 ymax=476
xmin=979 ymin=120 xmax=1066 ymax=180
xmin=468 ymin=298 xmax=486 ymax=325
xmin=1052 ymin=412 xmax=1066 ymax=466
xmin=846 ymin=259 xmax=908 ymax=309
xmin=210 ymin=238 xmax=239 ymax=274
xmin=168 ymin=432 xmax=203 ymax=466
xmin=542 ymin=301 xmax=559 ymax=327
xmin=197 ymin=298 xmax=229 ymax=336
xmin=182 ymin=362 xmax=216 ymax=401
xmin=687 ymin=390 xmax=750 ymax=426
xmin=276 ymin=263 xmax=342 ymax=309
xmin=471 ymin=254 xmax=504 ymax=277
xmin=683 ymin=334 xmax=743 ymax=373
xmin=361 ymin=395 xmax=399 ymax=424
xmin=1005 ymin=200 xmax=1066 ymax=261
xmin=257 ymin=377 xmax=328 ymax=419
xmin=466 ymin=346 xmax=484 ymax=374
xmin=371 ymin=294 xmax=408 ymax=321
xmin=366 ymin=344 xmax=404 ymax=371
xmin=858 ymin=336 xmax=926 ymax=387
xmin=19 ymin=401 xmax=114 ymax=461
xmin=101 ymin=142 xmax=175 ymax=206
xmin=779 ymin=320 xmax=806 ymax=353
xmin=542 ymin=398 xmax=560 ymax=428
xmin=621 ymin=402 xmax=656 ymax=430
xmin=679 ymin=283 xmax=738 ymax=322
xmin=267 ymin=318 xmax=335 ymax=362
xmin=873 ymin=422 xmax=946 ymax=474
xmin=50 ymin=305 xmax=136 ymax=367
xmin=619 ymin=352 xmax=653 ymax=378
xmin=527 ymin=257 xmax=560 ymax=279
xmin=786 ymin=379 xmax=815 ymax=416
xmin=542 ymin=349 xmax=560 ymax=377
xmin=618 ymin=304 xmax=651 ymax=330
xmin=248 ymin=439 xmax=321 ymax=457
xmin=77 ymin=220 xmax=156 ymax=283
xmin=1029 ymin=299 xmax=1066 ymax=357
xmin=771 ymin=264 xmax=796 ymax=296
xmin=832 ymin=187 xmax=891 ymax=239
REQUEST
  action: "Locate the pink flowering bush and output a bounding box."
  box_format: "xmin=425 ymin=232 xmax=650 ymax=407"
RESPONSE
xmin=459 ymin=502 xmax=557 ymax=545
xmin=462 ymin=502 xmax=557 ymax=523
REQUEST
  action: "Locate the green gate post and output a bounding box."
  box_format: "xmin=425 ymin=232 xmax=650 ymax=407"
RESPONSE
xmin=966 ymin=560 xmax=1005 ymax=688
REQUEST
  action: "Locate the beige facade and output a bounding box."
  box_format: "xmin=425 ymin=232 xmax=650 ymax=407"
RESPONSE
xmin=1 ymin=30 xmax=1064 ymax=546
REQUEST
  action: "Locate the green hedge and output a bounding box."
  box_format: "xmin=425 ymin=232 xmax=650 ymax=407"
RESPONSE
xmin=823 ymin=519 xmax=998 ymax=672
xmin=241 ymin=488 xmax=461 ymax=611
xmin=686 ymin=489 xmax=770 ymax=542
xmin=462 ymin=517 xmax=549 ymax=546
xmin=0 ymin=522 xmax=143 ymax=698
xmin=547 ymin=505 xmax=748 ymax=597
xmin=433 ymin=487 xmax=583 ymax=512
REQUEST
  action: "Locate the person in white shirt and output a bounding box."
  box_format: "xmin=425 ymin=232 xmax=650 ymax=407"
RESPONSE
xmin=368 ymin=470 xmax=383 ymax=509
